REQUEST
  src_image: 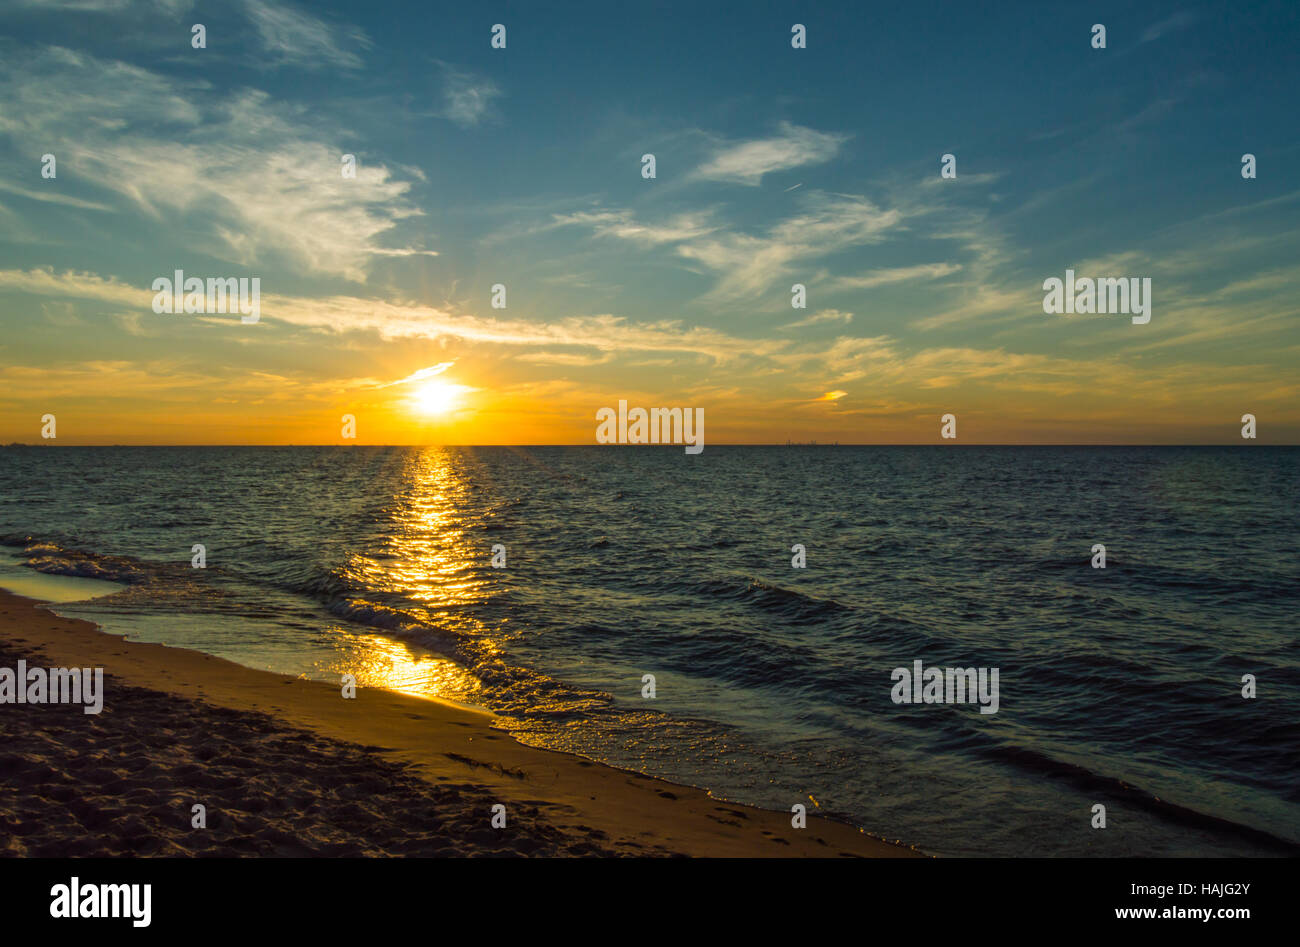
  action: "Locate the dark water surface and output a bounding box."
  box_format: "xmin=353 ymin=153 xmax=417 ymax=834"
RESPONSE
xmin=1 ymin=445 xmax=1295 ymax=856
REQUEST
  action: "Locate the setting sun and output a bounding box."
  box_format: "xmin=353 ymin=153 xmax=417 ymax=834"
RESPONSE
xmin=411 ymin=380 xmax=467 ymax=417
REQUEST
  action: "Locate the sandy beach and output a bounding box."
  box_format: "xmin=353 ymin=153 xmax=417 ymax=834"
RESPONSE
xmin=0 ymin=589 xmax=919 ymax=858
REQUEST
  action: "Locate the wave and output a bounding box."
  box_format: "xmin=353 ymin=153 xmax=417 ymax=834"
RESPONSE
xmin=3 ymin=538 xmax=152 ymax=585
xmin=1033 ymin=555 xmax=1297 ymax=600
xmin=693 ymin=575 xmax=850 ymax=622
xmin=979 ymin=741 xmax=1300 ymax=854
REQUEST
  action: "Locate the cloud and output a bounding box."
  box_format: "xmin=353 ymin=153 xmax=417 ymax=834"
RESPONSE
xmin=0 ymin=267 xmax=790 ymax=364
xmin=551 ymin=209 xmax=716 ymax=244
xmin=828 ymin=263 xmax=962 ymax=292
xmin=366 ymin=248 xmax=440 ymax=258
xmin=770 ymin=335 xmax=900 ymax=385
xmin=694 ymin=122 xmax=848 ymax=186
xmin=784 ymin=309 xmax=853 ymax=330
xmin=515 ymin=351 xmax=615 ymax=366
xmin=677 ymin=192 xmax=902 ymax=298
xmin=1140 ymin=11 xmax=1199 ymax=44
xmin=912 ymin=284 xmax=1037 ymax=332
xmin=0 ymin=267 xmax=152 ymax=307
xmin=8 ymin=266 xmax=1294 ymax=432
xmin=0 ymin=180 xmax=113 ymax=211
xmin=0 ymin=46 xmax=429 ymax=281
xmin=554 ymin=191 xmax=904 ymax=299
xmin=243 ymin=0 xmax=370 ymax=70
xmin=6 ymin=0 xmax=191 ymax=11
xmin=372 ymin=363 xmax=455 ymax=388
xmin=1115 ymin=97 xmax=1181 ymax=133
xmin=437 ymin=62 xmax=502 ymax=126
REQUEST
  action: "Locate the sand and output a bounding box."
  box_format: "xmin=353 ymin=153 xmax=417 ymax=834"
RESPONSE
xmin=0 ymin=589 xmax=920 ymax=857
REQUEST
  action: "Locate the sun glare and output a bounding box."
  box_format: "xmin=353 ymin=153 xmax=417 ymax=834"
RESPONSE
xmin=412 ymin=380 xmax=462 ymax=416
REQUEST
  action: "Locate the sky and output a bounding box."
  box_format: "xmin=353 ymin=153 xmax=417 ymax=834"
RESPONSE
xmin=1 ymin=0 xmax=1297 ymax=445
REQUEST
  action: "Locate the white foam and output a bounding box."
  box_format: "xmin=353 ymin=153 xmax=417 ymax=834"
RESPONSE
xmin=0 ymin=549 xmax=125 ymax=603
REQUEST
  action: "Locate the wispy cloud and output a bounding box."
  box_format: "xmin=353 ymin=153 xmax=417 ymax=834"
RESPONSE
xmin=784 ymin=309 xmax=853 ymax=330
xmin=243 ymin=0 xmax=370 ymax=70
xmin=828 ymin=263 xmax=962 ymax=292
xmin=694 ymin=122 xmax=848 ymax=186
xmin=437 ymin=62 xmax=502 ymax=127
xmin=552 ymin=209 xmax=716 ymax=244
xmin=8 ymin=265 xmax=1295 ymax=436
xmin=8 ymin=0 xmax=191 ymax=11
xmin=0 ymin=267 xmax=790 ymax=364
xmin=0 ymin=180 xmax=113 ymax=211
xmin=553 ymin=190 xmax=904 ymax=300
xmin=0 ymin=267 xmax=151 ymax=307
xmin=372 ymin=363 xmax=455 ymax=388
xmin=0 ymin=46 xmax=428 ymax=281
xmin=677 ymin=192 xmax=902 ymax=298
xmin=366 ymin=248 xmax=440 ymax=258
xmin=1140 ymin=11 xmax=1199 ymax=44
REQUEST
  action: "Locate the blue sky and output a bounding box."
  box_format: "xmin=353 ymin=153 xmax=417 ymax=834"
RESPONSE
xmin=1 ymin=0 xmax=1297 ymax=443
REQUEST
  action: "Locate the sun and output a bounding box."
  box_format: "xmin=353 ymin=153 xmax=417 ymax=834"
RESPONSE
xmin=411 ymin=380 xmax=463 ymax=416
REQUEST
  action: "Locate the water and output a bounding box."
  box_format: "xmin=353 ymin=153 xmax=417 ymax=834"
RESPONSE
xmin=1 ymin=445 xmax=1296 ymax=857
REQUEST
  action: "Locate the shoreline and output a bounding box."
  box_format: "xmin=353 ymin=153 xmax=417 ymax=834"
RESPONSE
xmin=0 ymin=589 xmax=921 ymax=857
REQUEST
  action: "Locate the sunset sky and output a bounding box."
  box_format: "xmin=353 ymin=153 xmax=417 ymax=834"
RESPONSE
xmin=1 ymin=0 xmax=1298 ymax=444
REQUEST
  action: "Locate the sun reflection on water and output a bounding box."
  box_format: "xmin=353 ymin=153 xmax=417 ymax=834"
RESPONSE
xmin=318 ymin=448 xmax=501 ymax=703
xmin=324 ymin=631 xmax=482 ymax=703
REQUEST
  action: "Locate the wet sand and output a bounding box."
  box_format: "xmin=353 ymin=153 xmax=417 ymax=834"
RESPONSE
xmin=0 ymin=590 xmax=920 ymax=857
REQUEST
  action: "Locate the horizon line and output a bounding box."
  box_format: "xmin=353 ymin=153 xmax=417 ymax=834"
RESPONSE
xmin=2 ymin=443 xmax=1295 ymax=449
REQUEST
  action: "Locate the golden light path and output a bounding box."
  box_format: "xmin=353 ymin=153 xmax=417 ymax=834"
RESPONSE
xmin=335 ymin=632 xmax=480 ymax=703
xmin=317 ymin=448 xmax=498 ymax=704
